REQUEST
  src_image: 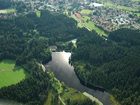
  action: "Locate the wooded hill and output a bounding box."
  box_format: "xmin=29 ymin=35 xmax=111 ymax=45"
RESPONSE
xmin=72 ymin=28 xmax=140 ymax=105
xmin=0 ymin=10 xmax=95 ymax=105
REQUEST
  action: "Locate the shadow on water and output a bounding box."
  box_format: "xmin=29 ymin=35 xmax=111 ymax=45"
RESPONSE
xmin=45 ymin=51 xmax=112 ymax=105
xmin=0 ymin=99 xmax=23 ymax=105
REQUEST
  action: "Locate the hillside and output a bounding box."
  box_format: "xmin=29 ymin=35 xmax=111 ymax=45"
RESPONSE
xmin=0 ymin=9 xmax=97 ymax=105
xmin=72 ymin=29 xmax=140 ymax=105
xmin=0 ymin=0 xmax=140 ymax=105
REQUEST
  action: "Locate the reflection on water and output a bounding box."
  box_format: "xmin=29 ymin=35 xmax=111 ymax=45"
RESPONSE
xmin=46 ymin=51 xmax=112 ymax=105
xmin=56 ymin=51 xmax=71 ymax=63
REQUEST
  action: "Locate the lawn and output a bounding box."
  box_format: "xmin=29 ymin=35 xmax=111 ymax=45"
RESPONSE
xmin=104 ymin=2 xmax=138 ymax=12
xmin=72 ymin=15 xmax=107 ymax=36
xmin=36 ymin=10 xmax=41 ymax=17
xmin=0 ymin=9 xmax=16 ymax=14
xmin=95 ymin=0 xmax=139 ymax=12
xmin=132 ymin=0 xmax=140 ymax=2
xmin=0 ymin=60 xmax=26 ymax=88
xmin=136 ymin=13 xmax=140 ymax=17
xmin=80 ymin=9 xmax=93 ymax=15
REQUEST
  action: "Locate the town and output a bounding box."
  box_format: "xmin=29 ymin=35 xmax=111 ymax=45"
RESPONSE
xmin=0 ymin=0 xmax=140 ymax=33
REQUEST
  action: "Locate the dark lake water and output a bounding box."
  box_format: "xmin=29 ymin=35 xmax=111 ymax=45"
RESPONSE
xmin=0 ymin=100 xmax=22 ymax=105
xmin=45 ymin=51 xmax=112 ymax=105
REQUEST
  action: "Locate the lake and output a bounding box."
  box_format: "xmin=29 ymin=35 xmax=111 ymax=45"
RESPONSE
xmin=45 ymin=51 xmax=112 ymax=105
xmin=0 ymin=100 xmax=23 ymax=105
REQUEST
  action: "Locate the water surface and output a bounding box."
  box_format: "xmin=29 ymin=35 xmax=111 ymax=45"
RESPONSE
xmin=46 ymin=51 xmax=112 ymax=105
xmin=0 ymin=100 xmax=22 ymax=105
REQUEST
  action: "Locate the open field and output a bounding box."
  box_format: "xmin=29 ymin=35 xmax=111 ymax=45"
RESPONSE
xmin=0 ymin=9 xmax=16 ymax=14
xmin=132 ymin=0 xmax=140 ymax=2
xmin=80 ymin=9 xmax=93 ymax=15
xmin=95 ymin=0 xmax=139 ymax=12
xmin=0 ymin=60 xmax=26 ymax=88
xmin=71 ymin=14 xmax=107 ymax=36
xmin=104 ymin=2 xmax=138 ymax=12
xmin=136 ymin=13 xmax=140 ymax=17
xmin=36 ymin=10 xmax=41 ymax=17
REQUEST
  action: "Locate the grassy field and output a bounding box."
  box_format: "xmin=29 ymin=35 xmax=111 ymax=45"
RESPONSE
xmin=0 ymin=60 xmax=26 ymax=88
xmin=136 ymin=13 xmax=140 ymax=17
xmin=132 ymin=0 xmax=140 ymax=2
xmin=80 ymin=9 xmax=93 ymax=15
xmin=0 ymin=9 xmax=16 ymax=14
xmin=71 ymin=14 xmax=107 ymax=36
xmin=104 ymin=2 xmax=138 ymax=12
xmin=36 ymin=10 xmax=41 ymax=17
xmin=80 ymin=0 xmax=140 ymax=12
xmin=95 ymin=0 xmax=139 ymax=12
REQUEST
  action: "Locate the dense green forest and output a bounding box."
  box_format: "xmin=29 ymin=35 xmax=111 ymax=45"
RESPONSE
xmin=0 ymin=1 xmax=140 ymax=105
xmin=0 ymin=60 xmax=50 ymax=105
xmin=0 ymin=10 xmax=52 ymax=105
xmin=0 ymin=9 xmax=96 ymax=105
xmin=72 ymin=28 xmax=140 ymax=105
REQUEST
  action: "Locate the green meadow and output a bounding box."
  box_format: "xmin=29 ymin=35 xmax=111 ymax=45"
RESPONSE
xmin=36 ymin=10 xmax=41 ymax=17
xmin=0 ymin=9 xmax=16 ymax=14
xmin=80 ymin=9 xmax=93 ymax=15
xmin=104 ymin=2 xmax=138 ymax=12
xmin=131 ymin=0 xmax=140 ymax=2
xmin=0 ymin=60 xmax=26 ymax=88
xmin=71 ymin=14 xmax=107 ymax=36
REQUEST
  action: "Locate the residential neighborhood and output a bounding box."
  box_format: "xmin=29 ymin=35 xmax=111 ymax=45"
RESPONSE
xmin=0 ymin=0 xmax=140 ymax=32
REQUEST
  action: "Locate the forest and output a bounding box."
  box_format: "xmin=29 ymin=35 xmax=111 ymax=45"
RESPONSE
xmin=0 ymin=9 xmax=95 ymax=105
xmin=72 ymin=28 xmax=140 ymax=105
xmin=0 ymin=10 xmax=52 ymax=105
xmin=0 ymin=0 xmax=140 ymax=104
